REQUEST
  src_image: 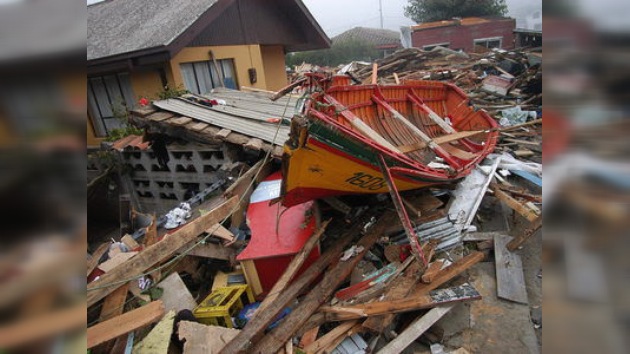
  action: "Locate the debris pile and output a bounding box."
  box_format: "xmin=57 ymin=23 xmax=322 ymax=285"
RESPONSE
xmin=350 ymin=47 xmax=542 ymax=115
xmin=86 ymin=48 xmax=543 ymax=354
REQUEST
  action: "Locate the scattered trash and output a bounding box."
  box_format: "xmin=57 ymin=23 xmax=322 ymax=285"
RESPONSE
xmin=341 ymin=245 xmax=365 ymax=261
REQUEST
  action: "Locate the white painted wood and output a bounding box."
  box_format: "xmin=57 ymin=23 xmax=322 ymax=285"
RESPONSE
xmin=376 ymin=304 xmax=455 ymax=354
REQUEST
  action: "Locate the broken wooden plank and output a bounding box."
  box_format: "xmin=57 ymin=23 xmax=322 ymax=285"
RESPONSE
xmin=492 ymin=188 xmax=540 ymax=222
xmin=321 ymin=283 xmax=480 ymax=321
xmin=244 ymin=138 xmax=263 ymax=151
xmin=87 ymin=301 xmax=165 ymax=349
xmin=494 ymin=234 xmax=528 ymax=304
xmin=133 ymin=310 xmax=175 ymax=354
xmin=178 ymin=321 xmax=241 ymax=354
xmin=462 ymin=231 xmax=506 ymax=242
xmin=258 ymin=219 xmax=331 ymax=313
xmin=299 ymin=326 xmax=319 ymax=349
xmin=506 ymin=216 xmax=542 ymax=251
xmin=207 ymin=223 xmax=235 ymax=243
xmin=412 ymin=251 xmax=485 ymax=295
xmin=0 ymin=304 xmax=85 ymax=349
xmin=87 ymin=197 xmax=238 ymax=307
xmin=88 ymin=242 xmax=110 ymax=276
xmin=221 ymin=214 xmax=375 ymax=354
xmin=180 ymin=240 xmax=234 ymax=260
xmin=147 ymin=112 xmax=175 ymax=122
xmin=251 ymin=212 xmax=396 ymax=353
xmin=362 ymin=243 xmax=434 ymax=333
xmin=189 ymin=122 xmax=209 ymax=132
xmin=421 ymin=260 xmax=445 ymax=283
xmin=216 ymin=128 xmax=232 ymax=140
xmin=304 ymin=321 xmax=359 ymax=354
xmin=376 ymin=305 xmax=455 ymax=354
xmin=99 ymin=283 xmax=130 ymax=322
xmin=169 ymin=117 xmax=193 ymax=126
xmin=98 ymin=252 xmax=138 ymax=273
xmin=448 ymin=156 xmax=501 ymax=231
xmin=121 ymin=234 xmax=140 ymax=251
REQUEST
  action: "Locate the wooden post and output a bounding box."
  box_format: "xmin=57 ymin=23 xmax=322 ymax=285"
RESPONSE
xmin=371 ymin=63 xmax=378 ymax=84
xmin=87 ymin=301 xmax=165 ymax=349
xmin=376 ymin=305 xmax=455 ymax=354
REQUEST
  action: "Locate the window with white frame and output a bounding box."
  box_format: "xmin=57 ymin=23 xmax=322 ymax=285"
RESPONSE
xmin=423 ymin=42 xmax=451 ymax=51
xmin=474 ymin=37 xmax=503 ymax=49
xmin=179 ymin=59 xmax=237 ymax=94
xmin=87 ymin=72 xmax=136 ymax=137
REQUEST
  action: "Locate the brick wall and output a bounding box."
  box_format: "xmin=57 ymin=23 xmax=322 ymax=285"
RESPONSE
xmin=412 ymin=19 xmax=516 ymax=52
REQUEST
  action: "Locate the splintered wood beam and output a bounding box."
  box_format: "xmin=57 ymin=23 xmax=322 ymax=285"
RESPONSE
xmin=87 ymin=197 xmax=238 ymax=307
xmin=87 ymin=301 xmax=165 ymax=349
xmin=421 ymin=260 xmax=445 ymax=283
xmin=221 ymin=214 xmax=378 ymax=354
xmin=507 ymin=216 xmax=542 ymax=251
xmin=492 ymin=188 xmax=540 ymax=222
xmin=304 ymin=321 xmax=359 ymax=354
xmin=257 ymin=219 xmax=331 ymax=313
xmin=99 ymin=283 xmax=130 ymax=322
xmin=320 ymin=283 xmax=480 ymax=321
xmin=250 ymin=212 xmax=397 ymax=354
xmin=371 ymin=63 xmax=378 ymax=84
xmin=376 ymin=305 xmax=455 ymax=354
xmin=411 ymin=251 xmax=485 ymax=295
xmin=88 ymin=243 xmax=110 ymax=276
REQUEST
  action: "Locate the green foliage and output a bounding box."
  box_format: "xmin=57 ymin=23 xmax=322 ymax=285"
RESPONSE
xmin=156 ymin=85 xmax=189 ymax=100
xmin=286 ymin=39 xmax=381 ymax=67
xmin=404 ymin=0 xmax=508 ymax=23
xmin=104 ymin=103 xmax=144 ymax=142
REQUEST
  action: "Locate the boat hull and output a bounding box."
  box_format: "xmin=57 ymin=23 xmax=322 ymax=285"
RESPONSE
xmin=282 ymin=120 xmax=451 ymax=206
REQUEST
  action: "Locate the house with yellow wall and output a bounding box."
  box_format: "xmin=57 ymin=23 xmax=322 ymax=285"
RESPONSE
xmin=87 ymin=0 xmax=330 ymax=147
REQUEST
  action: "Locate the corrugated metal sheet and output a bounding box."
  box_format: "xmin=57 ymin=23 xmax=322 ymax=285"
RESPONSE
xmin=152 ymin=89 xmax=296 ymax=145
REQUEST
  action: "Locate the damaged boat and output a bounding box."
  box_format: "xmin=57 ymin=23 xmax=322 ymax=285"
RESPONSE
xmin=281 ymin=74 xmax=499 ymax=206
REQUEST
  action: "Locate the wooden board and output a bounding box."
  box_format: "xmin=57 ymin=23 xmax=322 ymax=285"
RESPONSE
xmin=87 ymin=197 xmax=237 ymax=307
xmin=376 ymin=305 xmax=455 ymax=354
xmin=421 ymin=260 xmax=445 ymax=283
xmin=321 ymin=283 xmax=480 ymax=321
xmin=506 ymin=217 xmax=542 ymax=251
xmin=492 ymin=188 xmax=540 ymax=222
xmin=99 ymin=283 xmax=129 ymax=322
xmin=88 ymin=243 xmax=110 ymax=276
xmin=178 ymin=321 xmax=241 ymax=354
xmin=180 ymin=240 xmax=234 ymax=260
xmin=156 ymin=272 xmax=197 ymax=313
xmin=304 ymin=321 xmax=358 ymax=354
xmin=87 ymin=301 xmax=165 ymax=349
xmin=133 ymin=310 xmax=175 ymax=354
xmin=121 ymin=235 xmax=140 ymax=251
xmin=448 ymin=156 xmax=501 ymax=231
xmin=494 ymin=234 xmax=528 ymax=304
xmin=98 ymin=252 xmax=138 ymax=273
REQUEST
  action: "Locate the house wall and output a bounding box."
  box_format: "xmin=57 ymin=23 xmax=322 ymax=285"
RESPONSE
xmin=412 ymin=19 xmax=515 ymax=52
xmin=260 ymin=45 xmax=288 ymax=91
xmin=130 ymin=68 xmax=168 ymax=101
xmin=169 ymin=45 xmax=269 ymax=91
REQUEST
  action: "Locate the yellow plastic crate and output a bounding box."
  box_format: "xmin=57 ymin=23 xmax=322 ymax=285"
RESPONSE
xmin=193 ymin=285 xmax=254 ymax=328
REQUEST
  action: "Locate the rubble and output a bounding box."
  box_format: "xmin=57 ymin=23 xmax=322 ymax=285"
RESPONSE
xmin=87 ymin=46 xmax=543 ymax=354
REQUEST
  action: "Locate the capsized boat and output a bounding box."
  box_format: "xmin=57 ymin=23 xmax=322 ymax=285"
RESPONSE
xmin=281 ymin=74 xmax=499 ymax=207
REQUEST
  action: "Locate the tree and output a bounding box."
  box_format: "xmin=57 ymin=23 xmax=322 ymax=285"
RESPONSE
xmin=404 ymin=0 xmax=508 ymax=23
xmin=286 ymin=40 xmax=380 ymax=68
